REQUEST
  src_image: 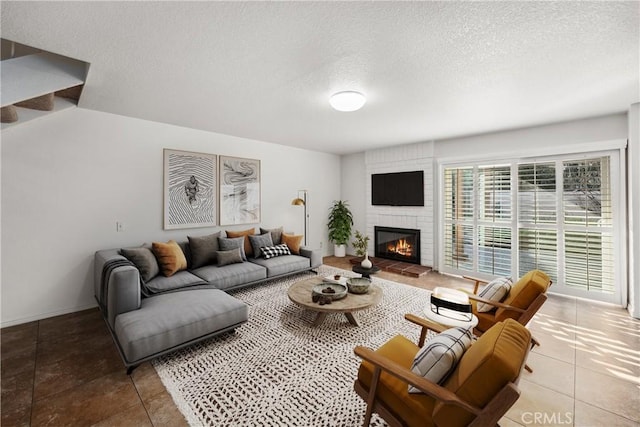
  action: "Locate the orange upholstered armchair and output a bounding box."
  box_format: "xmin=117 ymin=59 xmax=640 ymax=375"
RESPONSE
xmin=353 ymin=317 xmax=531 ymax=427
xmin=463 ymin=269 xmax=552 ymax=335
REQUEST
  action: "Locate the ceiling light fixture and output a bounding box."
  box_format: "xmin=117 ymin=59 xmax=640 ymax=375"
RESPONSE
xmin=329 ymin=91 xmax=366 ymax=112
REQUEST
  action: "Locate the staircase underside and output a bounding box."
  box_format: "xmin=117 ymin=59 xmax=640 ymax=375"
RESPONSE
xmin=1 ymin=42 xmax=89 ymax=128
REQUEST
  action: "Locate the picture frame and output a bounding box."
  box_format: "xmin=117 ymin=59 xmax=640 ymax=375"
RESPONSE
xmin=163 ymin=149 xmax=217 ymax=229
xmin=219 ymin=155 xmax=261 ymax=225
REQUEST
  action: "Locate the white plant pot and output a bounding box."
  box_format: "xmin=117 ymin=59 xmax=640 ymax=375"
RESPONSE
xmin=334 ymin=244 xmax=346 ymax=257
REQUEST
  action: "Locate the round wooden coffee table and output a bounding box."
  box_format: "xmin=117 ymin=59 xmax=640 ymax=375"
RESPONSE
xmin=287 ymin=276 xmax=382 ymax=327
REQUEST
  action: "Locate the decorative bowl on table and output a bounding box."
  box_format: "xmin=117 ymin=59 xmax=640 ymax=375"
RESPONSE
xmin=346 ymin=277 xmax=371 ymax=294
xmin=312 ymin=283 xmax=348 ymax=301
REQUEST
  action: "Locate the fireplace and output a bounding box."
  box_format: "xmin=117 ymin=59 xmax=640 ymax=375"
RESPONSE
xmin=374 ymin=226 xmax=421 ymax=264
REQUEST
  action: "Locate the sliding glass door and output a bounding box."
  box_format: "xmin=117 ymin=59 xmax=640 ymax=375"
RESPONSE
xmin=441 ymin=151 xmax=623 ymax=304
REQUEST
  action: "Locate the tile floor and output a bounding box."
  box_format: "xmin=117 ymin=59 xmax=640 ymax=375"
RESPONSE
xmin=2 ymin=256 xmax=638 ymax=426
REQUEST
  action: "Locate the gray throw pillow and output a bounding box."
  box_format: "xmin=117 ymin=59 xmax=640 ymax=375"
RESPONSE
xmin=218 ymin=236 xmax=247 ymax=261
xmin=188 ymin=232 xmax=221 ymax=269
xmin=260 ymin=226 xmax=283 ymax=245
xmin=121 ymin=246 xmax=160 ymax=282
xmin=248 ymin=233 xmax=274 ymax=259
xmin=216 ymin=248 xmax=244 ymax=266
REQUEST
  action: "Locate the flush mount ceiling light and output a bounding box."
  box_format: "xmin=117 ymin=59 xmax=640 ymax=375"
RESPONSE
xmin=329 ymin=91 xmax=366 ymax=112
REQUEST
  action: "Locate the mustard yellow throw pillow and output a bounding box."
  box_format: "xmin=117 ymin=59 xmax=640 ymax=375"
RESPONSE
xmin=226 ymin=228 xmax=256 ymax=257
xmin=281 ymin=233 xmax=303 ymax=255
xmin=152 ymin=240 xmax=187 ymax=277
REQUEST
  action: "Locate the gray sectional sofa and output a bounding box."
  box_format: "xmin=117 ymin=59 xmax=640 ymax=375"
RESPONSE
xmin=95 ymin=229 xmax=321 ymax=373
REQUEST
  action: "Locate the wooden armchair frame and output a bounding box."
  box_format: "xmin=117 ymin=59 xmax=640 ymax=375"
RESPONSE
xmin=353 ymin=314 xmax=529 ymax=427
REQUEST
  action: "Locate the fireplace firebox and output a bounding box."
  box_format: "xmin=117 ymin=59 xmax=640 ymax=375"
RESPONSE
xmin=374 ymin=226 xmax=421 ymax=265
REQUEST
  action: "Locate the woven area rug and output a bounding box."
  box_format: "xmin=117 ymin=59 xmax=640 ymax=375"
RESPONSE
xmin=153 ymin=265 xmax=433 ymax=426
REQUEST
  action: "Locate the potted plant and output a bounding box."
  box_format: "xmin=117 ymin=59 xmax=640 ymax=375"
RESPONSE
xmin=327 ymin=200 xmax=353 ymax=257
xmin=352 ymin=230 xmax=370 ymax=257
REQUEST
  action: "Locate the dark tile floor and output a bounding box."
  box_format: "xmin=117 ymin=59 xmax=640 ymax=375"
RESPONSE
xmin=2 ymin=256 xmax=638 ymax=426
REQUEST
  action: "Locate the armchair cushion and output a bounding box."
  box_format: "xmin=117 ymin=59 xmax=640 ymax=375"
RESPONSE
xmin=358 ymin=335 xmax=437 ymax=427
xmin=477 ymin=277 xmax=512 ymax=312
xmin=409 ymin=327 xmax=473 ymax=392
xmin=433 ymin=319 xmax=531 ymax=426
xmin=495 ymin=270 xmax=550 ymax=322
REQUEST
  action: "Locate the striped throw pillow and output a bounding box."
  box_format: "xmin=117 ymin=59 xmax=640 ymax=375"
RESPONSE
xmin=409 ymin=327 xmax=473 ymax=393
xmin=477 ymin=277 xmax=512 ymax=312
xmin=261 ymin=244 xmax=291 ymax=259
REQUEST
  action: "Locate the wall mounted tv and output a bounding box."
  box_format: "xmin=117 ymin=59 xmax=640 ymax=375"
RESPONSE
xmin=371 ymin=171 xmax=424 ymax=206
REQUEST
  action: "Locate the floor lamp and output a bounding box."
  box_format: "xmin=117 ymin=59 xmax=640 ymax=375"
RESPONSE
xmin=291 ymin=190 xmax=308 ymax=246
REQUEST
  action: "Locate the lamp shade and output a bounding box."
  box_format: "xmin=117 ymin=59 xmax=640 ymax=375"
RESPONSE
xmin=329 ymin=91 xmax=366 ymax=112
xmin=291 ymin=197 xmax=305 ymax=206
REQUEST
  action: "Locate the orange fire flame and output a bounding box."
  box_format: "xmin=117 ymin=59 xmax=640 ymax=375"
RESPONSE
xmin=387 ymin=238 xmax=413 ymax=256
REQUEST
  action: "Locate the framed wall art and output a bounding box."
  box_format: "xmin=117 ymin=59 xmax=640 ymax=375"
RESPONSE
xmin=219 ymin=156 xmax=261 ymax=225
xmin=163 ymin=149 xmax=217 ymax=229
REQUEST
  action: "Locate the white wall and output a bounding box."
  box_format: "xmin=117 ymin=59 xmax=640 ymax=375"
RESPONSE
xmin=628 ymin=104 xmax=639 ymax=318
xmin=340 ymin=152 xmax=366 ymax=254
xmin=1 ymin=108 xmax=341 ymax=326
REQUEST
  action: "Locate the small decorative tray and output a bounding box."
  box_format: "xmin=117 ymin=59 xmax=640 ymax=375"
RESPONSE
xmin=323 ymin=275 xmax=348 ymax=286
xmin=313 ymin=283 xmax=348 ymax=301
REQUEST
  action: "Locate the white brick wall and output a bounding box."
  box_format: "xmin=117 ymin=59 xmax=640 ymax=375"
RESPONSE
xmin=365 ymin=141 xmax=435 ymax=266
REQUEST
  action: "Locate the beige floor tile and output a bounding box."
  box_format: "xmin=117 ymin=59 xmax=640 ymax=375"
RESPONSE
xmin=499 ymin=416 xmax=526 ymax=427
xmin=575 ymin=339 xmax=640 ymax=382
xmin=505 ymin=380 xmax=575 ymax=427
xmin=575 ymin=366 xmax=640 ymax=422
xmin=573 ymin=400 xmax=640 ymax=427
xmin=530 ymin=328 xmax=577 ymax=365
xmin=523 ymin=352 xmax=575 ymax=397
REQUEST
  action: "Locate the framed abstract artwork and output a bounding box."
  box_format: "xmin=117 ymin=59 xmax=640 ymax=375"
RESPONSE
xmin=219 ymin=156 xmax=261 ymax=225
xmin=163 ymin=149 xmax=217 ymax=229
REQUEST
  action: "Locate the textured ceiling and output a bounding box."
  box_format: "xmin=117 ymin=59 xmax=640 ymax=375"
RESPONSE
xmin=1 ymin=1 xmax=638 ymax=154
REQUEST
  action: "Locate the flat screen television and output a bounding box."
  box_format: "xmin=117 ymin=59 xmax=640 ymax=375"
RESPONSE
xmin=371 ymin=171 xmax=424 ymax=206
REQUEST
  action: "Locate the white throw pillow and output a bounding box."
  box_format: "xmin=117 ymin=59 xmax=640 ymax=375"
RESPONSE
xmin=477 ymin=277 xmax=512 ymax=312
xmin=409 ymin=327 xmax=473 ymax=393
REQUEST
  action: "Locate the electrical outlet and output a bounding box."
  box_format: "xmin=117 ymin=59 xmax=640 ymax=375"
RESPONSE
xmin=116 ymin=222 xmax=125 ymax=232
xmin=319 ymin=241 xmax=323 ymax=248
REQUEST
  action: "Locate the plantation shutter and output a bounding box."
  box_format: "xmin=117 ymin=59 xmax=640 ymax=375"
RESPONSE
xmin=477 ymin=165 xmax=511 ymax=276
xmin=561 ymin=157 xmax=614 ymax=293
xmin=443 ymin=167 xmax=473 ymax=271
xmin=517 ymin=162 xmax=558 ymax=282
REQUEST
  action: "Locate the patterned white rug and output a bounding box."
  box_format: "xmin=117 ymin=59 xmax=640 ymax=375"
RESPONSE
xmin=153 ymin=265 xmax=433 ymax=427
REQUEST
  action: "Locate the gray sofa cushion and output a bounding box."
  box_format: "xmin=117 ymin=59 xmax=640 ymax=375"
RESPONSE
xmin=249 ymin=254 xmax=311 ymax=277
xmin=248 ymin=233 xmax=274 ymax=259
xmin=260 ymin=226 xmax=283 ymax=245
xmin=188 ymin=232 xmax=221 ymax=268
xmin=114 ymin=289 xmax=248 ymax=363
xmin=218 ymin=236 xmax=247 ymax=261
xmin=191 ymin=262 xmax=266 ymax=290
xmin=216 ymin=248 xmax=244 ymax=266
xmin=120 ymin=246 xmax=159 ymax=282
xmin=145 ymin=270 xmax=206 ymax=294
